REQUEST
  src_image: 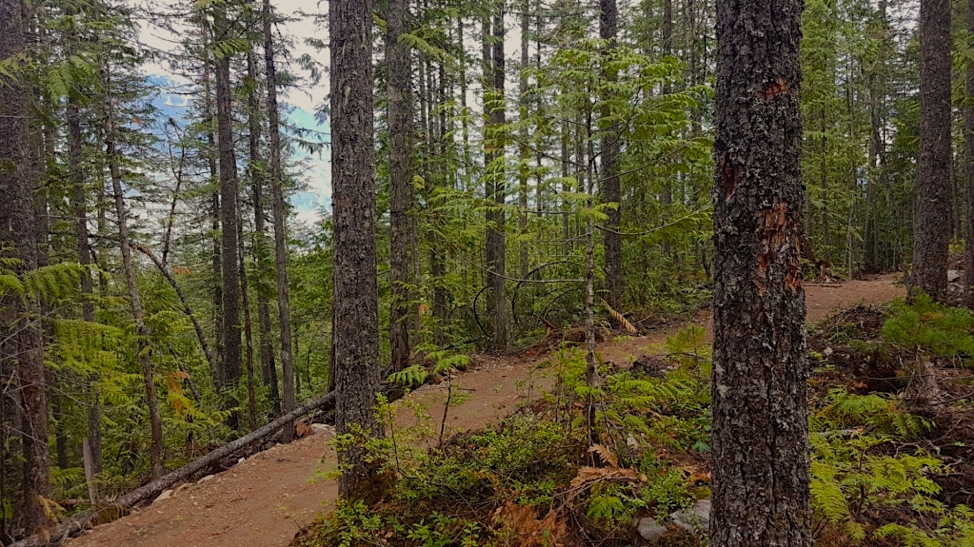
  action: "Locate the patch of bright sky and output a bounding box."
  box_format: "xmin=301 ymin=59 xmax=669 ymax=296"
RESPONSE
xmin=137 ymin=0 xmax=538 ymax=224
xmin=137 ymin=0 xmax=331 ymax=225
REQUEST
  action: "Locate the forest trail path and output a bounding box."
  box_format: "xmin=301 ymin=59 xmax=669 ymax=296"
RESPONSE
xmin=65 ymin=274 xmax=902 ymax=547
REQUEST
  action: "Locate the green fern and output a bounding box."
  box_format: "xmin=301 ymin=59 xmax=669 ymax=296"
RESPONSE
xmin=22 ymin=262 xmax=87 ymax=303
xmin=586 ymin=494 xmax=626 ymax=522
xmin=388 ymin=365 xmax=429 ymax=388
xmin=883 ymin=294 xmax=974 ymax=357
xmin=818 ymin=388 xmax=932 ymax=438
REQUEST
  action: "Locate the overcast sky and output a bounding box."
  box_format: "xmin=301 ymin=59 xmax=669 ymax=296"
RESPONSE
xmin=133 ymin=0 xmax=331 ymax=226
xmin=130 ymin=0 xmax=584 ymax=225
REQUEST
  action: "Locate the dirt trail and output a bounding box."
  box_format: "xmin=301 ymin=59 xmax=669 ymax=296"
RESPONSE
xmin=65 ymin=274 xmax=903 ymax=547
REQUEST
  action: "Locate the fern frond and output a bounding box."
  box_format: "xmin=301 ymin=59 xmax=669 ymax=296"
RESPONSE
xmin=388 ymin=365 xmax=429 ymax=388
xmin=588 ymin=444 xmax=619 ymax=468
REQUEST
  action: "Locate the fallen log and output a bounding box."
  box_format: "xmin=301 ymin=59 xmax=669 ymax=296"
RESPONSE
xmin=11 ymin=390 xmax=337 ymax=547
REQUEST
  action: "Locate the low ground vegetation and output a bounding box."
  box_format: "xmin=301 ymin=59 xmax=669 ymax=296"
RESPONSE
xmin=294 ymin=298 xmax=974 ymax=547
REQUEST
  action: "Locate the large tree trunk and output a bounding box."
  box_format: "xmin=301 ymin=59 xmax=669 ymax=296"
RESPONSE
xmin=387 ymin=0 xmax=415 ymax=373
xmin=214 ymin=4 xmax=242 ymax=428
xmin=600 ymin=0 xmax=622 ymax=310
xmin=247 ymin=47 xmax=282 ymax=416
xmin=485 ymin=1 xmax=508 ymax=350
xmin=0 ymin=0 xmax=51 ymax=532
xmin=710 ymin=0 xmax=811 ymax=544
xmin=913 ymin=0 xmax=951 ymax=300
xmin=103 ymin=70 xmax=165 ymax=480
xmin=263 ymin=0 xmax=295 ymax=440
xmin=330 ymin=0 xmax=383 ymax=500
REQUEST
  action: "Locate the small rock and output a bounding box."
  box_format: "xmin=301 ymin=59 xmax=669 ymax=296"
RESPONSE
xmin=949 ymin=270 xmax=963 ymax=283
xmin=670 ymin=499 xmax=711 ymax=535
xmin=197 ymin=474 xmax=215 ymax=484
xmin=636 ymin=516 xmax=668 ymax=542
xmin=310 ymin=423 xmax=335 ymax=436
xmin=237 ymin=457 xmax=245 ymax=465
xmin=153 ymin=489 xmax=173 ymax=504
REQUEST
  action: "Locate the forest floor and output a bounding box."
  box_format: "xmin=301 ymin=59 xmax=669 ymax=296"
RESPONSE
xmin=64 ymin=274 xmax=903 ymax=547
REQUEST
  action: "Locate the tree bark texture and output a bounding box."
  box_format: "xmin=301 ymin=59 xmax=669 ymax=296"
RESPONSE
xmin=264 ymin=0 xmax=295 ymax=439
xmin=600 ymin=0 xmax=622 ymax=310
xmin=485 ymin=1 xmax=508 ymax=350
xmin=330 ymin=0 xmax=383 ymax=499
xmin=214 ymin=5 xmax=242 ymax=425
xmin=0 ymin=0 xmax=51 ymax=532
xmin=387 ymin=0 xmax=414 ymax=374
xmin=913 ymin=0 xmax=951 ymax=300
xmin=710 ymin=0 xmax=811 ymax=544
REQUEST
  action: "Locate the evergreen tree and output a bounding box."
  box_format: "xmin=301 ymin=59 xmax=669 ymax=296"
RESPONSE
xmin=387 ymin=0 xmax=415 ymax=374
xmin=331 ymin=0 xmax=383 ymax=500
xmin=913 ymin=0 xmax=951 ymax=300
xmin=0 ymin=0 xmax=51 ymax=533
xmin=710 ymin=0 xmax=811 ymax=545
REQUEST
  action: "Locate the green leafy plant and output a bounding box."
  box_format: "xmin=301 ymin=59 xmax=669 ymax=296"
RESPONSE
xmin=809 ymin=387 xmax=972 ymax=544
xmin=882 ymin=294 xmax=974 ymax=359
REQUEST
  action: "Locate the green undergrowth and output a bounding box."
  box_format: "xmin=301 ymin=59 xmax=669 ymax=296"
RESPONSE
xmin=295 ymin=300 xmax=974 ymax=547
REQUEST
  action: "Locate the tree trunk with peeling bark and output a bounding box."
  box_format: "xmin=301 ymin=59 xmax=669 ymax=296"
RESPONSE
xmin=710 ymin=0 xmax=811 ymax=544
xmin=600 ymin=0 xmax=622 ymax=311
